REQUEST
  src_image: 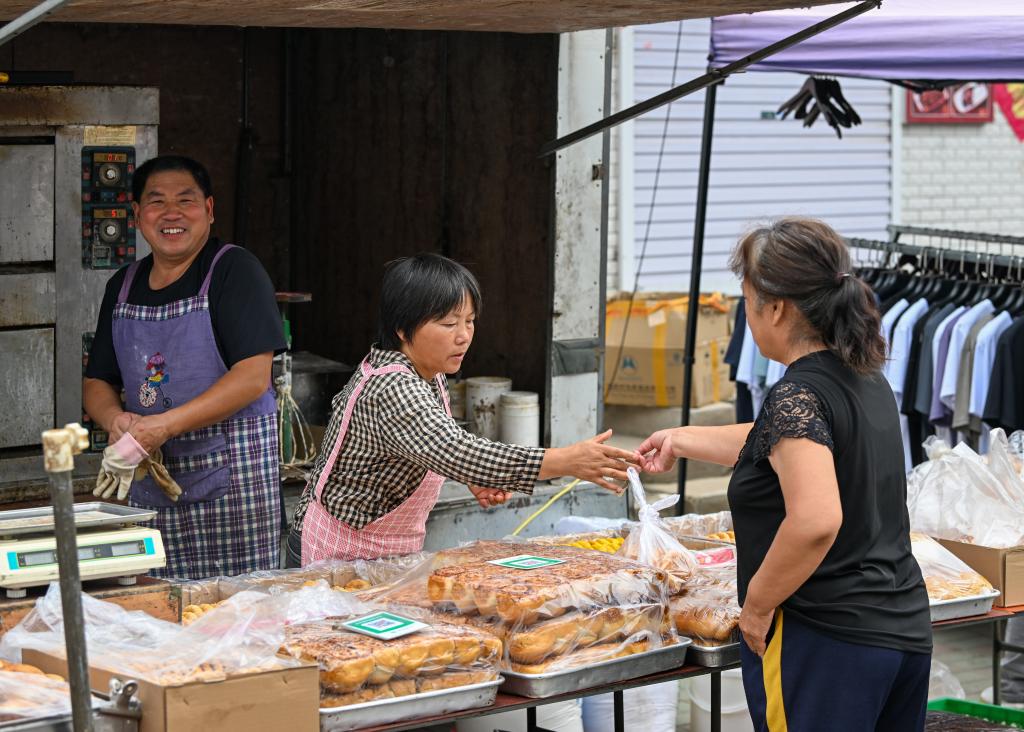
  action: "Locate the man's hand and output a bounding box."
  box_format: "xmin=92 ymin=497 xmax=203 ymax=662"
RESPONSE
xmin=109 ymin=411 xmax=141 ymax=444
xmin=127 ymin=414 xmax=175 ymax=455
xmin=467 ymin=485 xmax=513 ymax=509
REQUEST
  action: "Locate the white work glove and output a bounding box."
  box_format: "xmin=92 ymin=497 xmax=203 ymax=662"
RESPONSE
xmin=94 ymin=433 xmax=149 ymax=501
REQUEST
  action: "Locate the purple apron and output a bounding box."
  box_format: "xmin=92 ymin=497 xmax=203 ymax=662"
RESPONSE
xmin=112 ymin=243 xmax=280 ymax=578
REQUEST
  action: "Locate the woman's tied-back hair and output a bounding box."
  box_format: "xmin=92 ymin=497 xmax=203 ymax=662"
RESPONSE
xmin=377 ymin=253 xmax=482 ymax=350
xmin=729 ymin=217 xmax=885 ymax=375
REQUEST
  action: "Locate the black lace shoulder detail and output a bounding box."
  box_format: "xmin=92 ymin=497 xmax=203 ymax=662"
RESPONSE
xmin=751 ymin=380 xmax=833 ymax=465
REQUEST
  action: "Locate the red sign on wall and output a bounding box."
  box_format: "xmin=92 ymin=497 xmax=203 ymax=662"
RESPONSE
xmin=906 ymin=83 xmax=993 ymax=124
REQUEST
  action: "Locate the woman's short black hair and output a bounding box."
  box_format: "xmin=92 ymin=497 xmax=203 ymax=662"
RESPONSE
xmin=132 ymin=155 xmax=213 ymax=202
xmin=377 ymin=254 xmax=482 ymax=350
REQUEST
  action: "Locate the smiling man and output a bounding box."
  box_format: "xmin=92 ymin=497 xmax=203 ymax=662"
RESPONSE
xmin=83 ymin=155 xmax=286 ymax=579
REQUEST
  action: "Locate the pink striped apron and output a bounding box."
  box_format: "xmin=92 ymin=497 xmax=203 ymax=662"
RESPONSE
xmin=301 ymin=357 xmax=450 ymax=564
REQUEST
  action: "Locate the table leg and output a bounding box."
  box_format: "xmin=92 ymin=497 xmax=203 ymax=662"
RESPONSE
xmin=995 ymin=620 xmax=1004 ymax=707
xmin=614 ymin=690 xmax=625 ymax=732
xmin=527 ymin=706 xmax=537 ymax=732
xmin=711 ymin=671 xmax=721 ymax=732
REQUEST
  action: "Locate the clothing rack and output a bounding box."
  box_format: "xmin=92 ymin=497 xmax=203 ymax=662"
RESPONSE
xmin=888 ymin=225 xmax=1024 ymax=249
xmin=847 ymin=235 xmax=1024 ymax=274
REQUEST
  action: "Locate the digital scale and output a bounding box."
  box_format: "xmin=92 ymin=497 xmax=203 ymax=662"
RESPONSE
xmin=0 ymin=502 xmax=166 ymax=599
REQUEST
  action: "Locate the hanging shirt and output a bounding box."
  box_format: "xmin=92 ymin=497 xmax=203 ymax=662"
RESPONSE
xmin=939 ymin=300 xmax=994 ymax=411
xmin=982 ymin=317 xmax=1024 ymax=434
xmin=737 ymin=323 xmax=756 ymax=387
xmin=928 ymin=308 xmax=967 ymax=427
xmin=911 ymin=303 xmax=958 ymax=418
xmin=883 ymin=298 xmax=929 ymax=473
xmin=765 ymin=359 xmax=787 ymax=389
xmin=969 ymin=311 xmax=1014 ymax=421
xmin=951 ymin=313 xmax=995 ymax=436
xmin=880 ymin=298 xmax=910 ymax=353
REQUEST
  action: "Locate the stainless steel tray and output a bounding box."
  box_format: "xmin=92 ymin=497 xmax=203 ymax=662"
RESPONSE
xmin=500 ymin=639 xmax=692 ymax=698
xmin=0 ymin=503 xmax=157 ymax=537
xmin=930 ymin=589 xmax=1001 ymax=622
xmin=687 ymin=642 xmax=740 ymax=667
xmin=0 ymin=716 xmax=72 ymax=732
xmin=319 ymin=677 xmax=502 ymax=731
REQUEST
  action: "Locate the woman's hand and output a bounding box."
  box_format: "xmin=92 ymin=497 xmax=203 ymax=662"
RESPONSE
xmin=468 ymin=485 xmax=513 ymax=509
xmin=739 ymin=602 xmax=776 ymax=658
xmin=637 ymin=429 xmax=679 ymax=473
xmin=540 ymin=430 xmax=640 ymax=494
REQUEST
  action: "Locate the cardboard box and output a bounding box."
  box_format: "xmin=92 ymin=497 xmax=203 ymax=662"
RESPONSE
xmin=936 ymin=539 xmax=1024 ymax=607
xmin=24 ymin=649 xmax=319 ymax=732
xmin=604 ymin=293 xmax=734 ymax=409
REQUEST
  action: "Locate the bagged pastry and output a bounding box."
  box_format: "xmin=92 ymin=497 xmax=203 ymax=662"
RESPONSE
xmin=0 ymin=668 xmax=71 ymax=724
xmin=910 ymin=533 xmax=996 ymax=601
xmin=669 ymin=565 xmax=740 ymax=645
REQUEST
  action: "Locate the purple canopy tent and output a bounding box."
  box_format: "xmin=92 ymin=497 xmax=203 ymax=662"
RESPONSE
xmin=709 ymin=0 xmax=1024 ymax=82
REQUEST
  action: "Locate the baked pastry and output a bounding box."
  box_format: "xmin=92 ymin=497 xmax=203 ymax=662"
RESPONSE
xmin=509 ymin=639 xmax=656 ymax=674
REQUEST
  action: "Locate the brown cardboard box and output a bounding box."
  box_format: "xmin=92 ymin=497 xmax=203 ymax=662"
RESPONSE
xmin=23 ymin=649 xmax=319 ymax=732
xmin=936 ymin=539 xmax=1024 ymax=607
xmin=604 ymin=293 xmax=733 ymax=409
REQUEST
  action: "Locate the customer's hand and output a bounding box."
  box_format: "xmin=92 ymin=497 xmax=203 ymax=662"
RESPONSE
xmin=468 ymin=485 xmax=513 ymax=509
xmin=636 ymin=429 xmax=679 ymax=473
xmin=739 ymin=603 xmax=776 ymax=658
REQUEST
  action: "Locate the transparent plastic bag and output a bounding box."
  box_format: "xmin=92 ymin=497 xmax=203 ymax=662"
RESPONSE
xmin=661 ymin=510 xmax=733 ymax=542
xmin=0 ymin=668 xmax=70 ymax=723
xmin=614 ymin=468 xmax=698 ymax=594
xmin=365 ymin=539 xmax=677 ymax=675
xmin=0 ymin=583 xmax=355 ymax=686
xmin=910 ymin=533 xmax=995 ymax=602
xmin=278 ymin=606 xmax=503 ymax=707
xmin=528 ymin=528 xmax=626 ymax=554
xmin=907 ymin=430 xmax=1024 ymax=547
xmin=928 ymin=659 xmax=965 ymax=700
xmin=668 ymin=565 xmax=740 ymax=645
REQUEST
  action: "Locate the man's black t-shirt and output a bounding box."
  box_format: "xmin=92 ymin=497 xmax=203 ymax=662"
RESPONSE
xmin=728 ymin=350 xmax=933 ymax=655
xmin=86 ymin=238 xmax=286 ymax=386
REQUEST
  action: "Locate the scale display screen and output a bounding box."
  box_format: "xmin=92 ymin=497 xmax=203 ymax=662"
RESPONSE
xmin=16 ymin=540 xmax=147 ymax=568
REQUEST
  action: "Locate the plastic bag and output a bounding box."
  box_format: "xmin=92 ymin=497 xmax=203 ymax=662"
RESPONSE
xmin=928 ymin=659 xmax=965 ymax=700
xmin=0 ymin=583 xmax=357 ymax=686
xmin=529 ymin=528 xmax=626 ymax=554
xmin=910 ymin=533 xmax=995 ymax=602
xmin=661 ymin=510 xmax=733 ymax=542
xmin=365 ymin=539 xmax=677 ymax=675
xmin=907 ymin=429 xmax=1024 ymax=547
xmin=0 ymin=669 xmax=70 ymax=723
xmin=614 ymin=468 xmax=697 ymax=594
xmin=668 ymin=564 xmax=740 ymax=645
xmin=279 ymin=607 xmax=503 ymax=707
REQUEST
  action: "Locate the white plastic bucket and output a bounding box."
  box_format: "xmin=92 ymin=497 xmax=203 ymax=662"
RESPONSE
xmin=448 ymin=380 xmax=466 ymax=420
xmin=466 ymin=376 xmax=512 ymax=439
xmin=499 ymin=391 xmax=540 ymax=446
xmin=456 ymin=699 xmax=583 ymax=732
xmin=581 ymin=680 xmax=679 ymax=732
xmin=689 ymin=668 xmax=750 ymax=732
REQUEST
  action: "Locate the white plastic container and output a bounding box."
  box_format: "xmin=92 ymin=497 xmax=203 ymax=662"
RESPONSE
xmin=456 ymin=699 xmax=583 ymax=732
xmin=466 ymin=376 xmax=512 ymax=439
xmin=499 ymin=391 xmax=540 ymax=446
xmin=448 ymin=380 xmax=466 ymax=420
xmin=581 ymin=680 xmax=679 ymax=732
xmin=689 ymin=668 xmax=750 ymax=732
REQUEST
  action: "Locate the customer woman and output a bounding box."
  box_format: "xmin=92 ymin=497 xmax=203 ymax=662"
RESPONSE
xmin=289 ymin=253 xmax=636 ymax=566
xmin=638 ymin=218 xmax=932 ymax=732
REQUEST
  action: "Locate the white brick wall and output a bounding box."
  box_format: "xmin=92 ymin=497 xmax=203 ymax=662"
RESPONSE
xmin=901 ymin=98 xmax=1024 ymax=237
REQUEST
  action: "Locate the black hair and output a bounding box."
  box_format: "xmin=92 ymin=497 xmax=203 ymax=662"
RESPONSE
xmin=377 ymin=254 xmax=482 ymax=350
xmin=729 ymin=217 xmax=885 ymax=375
xmin=132 ymin=155 xmax=213 ymax=202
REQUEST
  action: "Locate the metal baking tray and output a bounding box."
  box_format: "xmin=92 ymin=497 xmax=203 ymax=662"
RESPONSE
xmin=500 ymin=639 xmax=692 ymax=698
xmin=687 ymin=641 xmax=740 ymax=667
xmin=319 ymin=677 xmax=502 ymax=731
xmin=0 ymin=503 xmax=157 ymax=537
xmin=0 ymin=715 xmax=72 ymax=732
xmin=930 ymin=589 xmax=1001 ymax=622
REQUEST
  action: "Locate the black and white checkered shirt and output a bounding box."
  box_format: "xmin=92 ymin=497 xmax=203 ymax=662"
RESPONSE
xmin=293 ymin=347 xmax=543 ymax=530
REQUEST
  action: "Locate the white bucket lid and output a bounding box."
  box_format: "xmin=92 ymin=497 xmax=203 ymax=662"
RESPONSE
xmin=466 ymin=376 xmax=512 ymax=386
xmin=501 ymin=391 xmax=538 ymax=405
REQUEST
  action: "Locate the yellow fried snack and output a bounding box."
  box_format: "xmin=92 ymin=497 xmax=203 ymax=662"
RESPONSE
xmin=706 ymin=531 xmax=735 ymax=543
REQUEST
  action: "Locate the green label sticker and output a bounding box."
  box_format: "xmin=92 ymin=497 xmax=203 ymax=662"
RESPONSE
xmin=341 ymin=612 xmax=427 ymax=640
xmin=487 ymin=554 xmax=566 ymax=570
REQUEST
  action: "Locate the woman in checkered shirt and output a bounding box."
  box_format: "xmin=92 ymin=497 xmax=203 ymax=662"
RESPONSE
xmin=288 ymin=254 xmax=638 ymax=566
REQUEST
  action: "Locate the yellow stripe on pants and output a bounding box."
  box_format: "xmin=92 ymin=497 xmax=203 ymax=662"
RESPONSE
xmin=763 ymin=610 xmax=788 ymax=732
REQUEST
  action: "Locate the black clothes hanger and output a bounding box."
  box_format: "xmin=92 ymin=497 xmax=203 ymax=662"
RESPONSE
xmin=777 ymin=76 xmax=863 ymax=139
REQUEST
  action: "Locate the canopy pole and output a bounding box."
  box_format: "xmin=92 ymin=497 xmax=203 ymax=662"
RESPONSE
xmin=540 ymin=0 xmax=881 ymax=156
xmin=0 ymin=0 xmax=68 ymax=49
xmin=677 ymin=80 xmax=719 ymax=515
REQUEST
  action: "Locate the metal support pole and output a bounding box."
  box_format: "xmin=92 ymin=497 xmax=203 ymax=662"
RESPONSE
xmin=995 ymin=620 xmax=1004 ymax=707
xmin=0 ymin=0 xmax=69 ymax=48
xmin=677 ymin=81 xmax=718 ymax=514
xmin=711 ymin=671 xmax=722 ymax=732
xmin=613 ymin=689 xmax=625 ymax=732
xmin=597 ymin=27 xmax=614 ymax=431
xmin=540 ymin=0 xmax=881 ymax=155
xmin=42 ymin=424 xmax=93 ymax=732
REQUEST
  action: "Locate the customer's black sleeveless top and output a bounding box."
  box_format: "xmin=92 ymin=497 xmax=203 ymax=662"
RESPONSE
xmin=728 ymin=350 xmax=932 ymax=654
